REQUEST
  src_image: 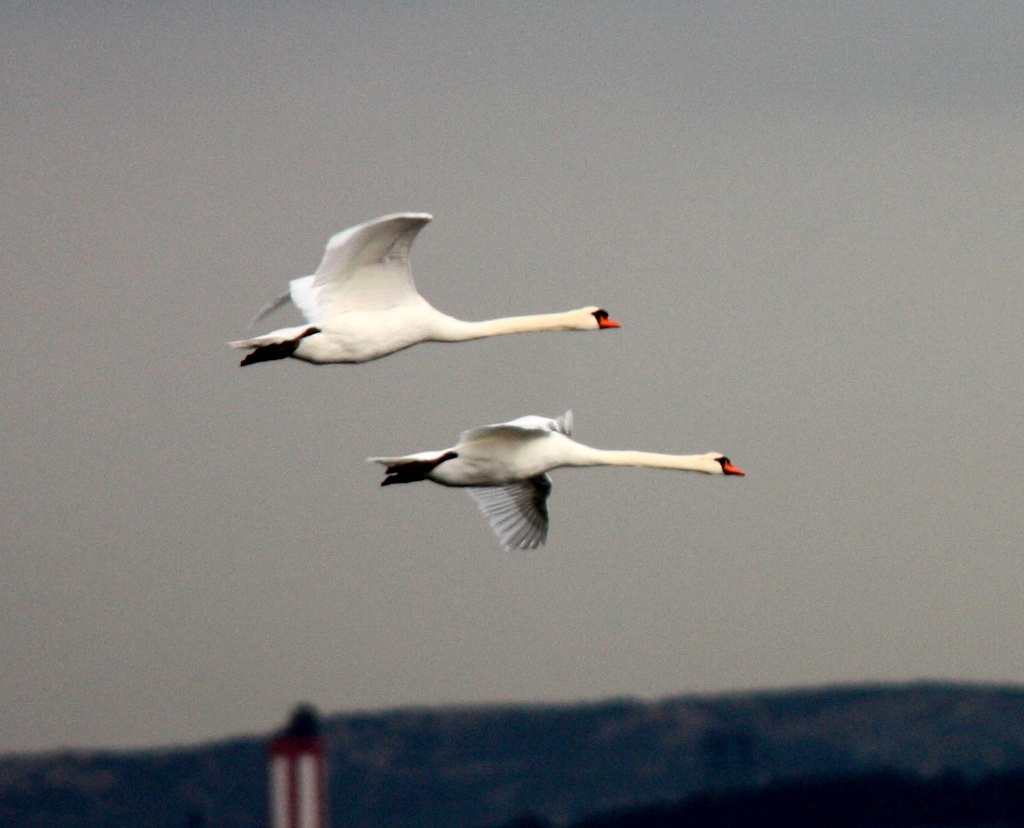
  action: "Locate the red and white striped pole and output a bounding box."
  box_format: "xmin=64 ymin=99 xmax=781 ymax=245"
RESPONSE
xmin=268 ymin=705 xmax=328 ymax=828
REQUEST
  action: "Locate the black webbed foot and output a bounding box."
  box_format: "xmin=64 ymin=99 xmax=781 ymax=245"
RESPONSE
xmin=381 ymin=451 xmax=459 ymax=485
xmin=239 ymin=327 xmax=320 ymax=366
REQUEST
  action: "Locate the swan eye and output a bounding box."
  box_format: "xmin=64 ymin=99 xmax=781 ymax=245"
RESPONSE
xmin=592 ymin=309 xmax=609 ymax=321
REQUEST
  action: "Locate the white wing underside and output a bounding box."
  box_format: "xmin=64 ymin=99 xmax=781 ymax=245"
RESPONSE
xmin=467 ymin=476 xmax=552 ymax=550
xmin=282 ymin=213 xmax=433 ymax=325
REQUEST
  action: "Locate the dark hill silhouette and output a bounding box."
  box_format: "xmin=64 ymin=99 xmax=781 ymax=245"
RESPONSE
xmin=3 ymin=682 xmax=1024 ymax=827
xmin=567 ymin=768 xmax=1024 ymax=828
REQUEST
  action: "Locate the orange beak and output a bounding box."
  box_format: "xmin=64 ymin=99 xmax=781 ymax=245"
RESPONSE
xmin=721 ymin=461 xmax=745 ymax=476
xmin=598 ymin=317 xmax=621 ymax=329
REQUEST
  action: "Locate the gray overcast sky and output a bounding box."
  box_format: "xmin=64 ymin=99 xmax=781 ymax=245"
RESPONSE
xmin=3 ymin=2 xmax=1024 ymax=754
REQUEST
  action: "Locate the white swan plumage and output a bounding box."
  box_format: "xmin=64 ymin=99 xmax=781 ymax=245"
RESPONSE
xmin=230 ymin=213 xmax=620 ymax=366
xmin=368 ymin=411 xmax=745 ymax=550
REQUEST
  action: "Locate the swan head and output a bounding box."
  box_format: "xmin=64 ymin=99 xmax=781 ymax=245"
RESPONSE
xmin=708 ymin=453 xmax=745 ymax=476
xmin=578 ymin=307 xmax=621 ymax=330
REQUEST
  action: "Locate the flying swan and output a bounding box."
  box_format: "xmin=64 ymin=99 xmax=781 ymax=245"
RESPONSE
xmin=230 ymin=213 xmax=620 ymax=365
xmin=368 ymin=411 xmax=745 ymax=550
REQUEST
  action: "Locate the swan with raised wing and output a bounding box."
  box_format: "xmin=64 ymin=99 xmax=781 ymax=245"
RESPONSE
xmin=230 ymin=213 xmax=620 ymax=366
xmin=368 ymin=411 xmax=745 ymax=550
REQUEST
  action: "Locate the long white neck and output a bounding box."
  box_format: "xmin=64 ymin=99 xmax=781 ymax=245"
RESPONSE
xmin=562 ymin=444 xmax=723 ymax=474
xmin=431 ymin=309 xmax=592 ymax=341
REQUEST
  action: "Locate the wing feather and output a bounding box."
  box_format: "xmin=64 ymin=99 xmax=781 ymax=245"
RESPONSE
xmin=467 ymin=475 xmax=552 ymax=550
xmin=459 ymin=410 xmax=573 ymax=446
xmin=309 ymin=213 xmax=432 ymax=320
xmin=274 ymin=213 xmax=432 ymax=325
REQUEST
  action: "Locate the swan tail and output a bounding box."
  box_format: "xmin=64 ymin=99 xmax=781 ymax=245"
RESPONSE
xmin=368 ymin=451 xmax=458 ymax=485
xmin=229 ymin=326 xmax=320 ymax=366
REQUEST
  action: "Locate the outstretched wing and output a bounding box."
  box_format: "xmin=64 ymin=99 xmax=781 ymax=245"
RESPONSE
xmin=249 ymin=289 xmax=292 ymax=327
xmin=290 ymin=212 xmax=433 ymax=324
xmin=458 ymin=410 xmax=573 ymax=446
xmin=467 ymin=475 xmax=552 ymax=550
